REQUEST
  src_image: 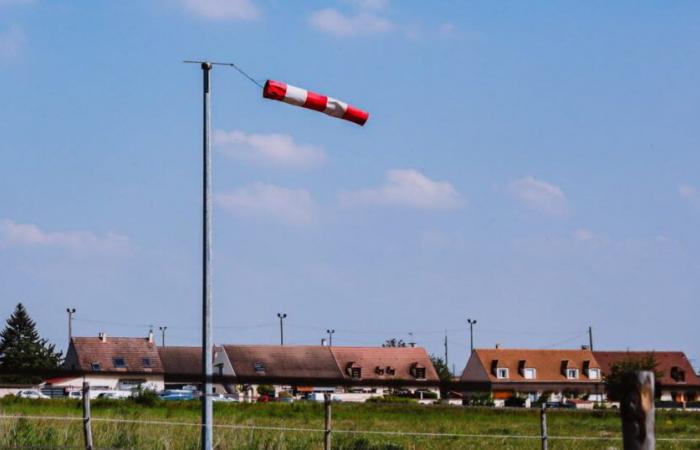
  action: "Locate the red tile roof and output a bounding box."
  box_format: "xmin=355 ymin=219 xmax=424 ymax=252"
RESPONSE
xmin=158 ymin=346 xmax=201 ymax=376
xmin=221 ymin=345 xmax=342 ymax=379
xmin=594 ymin=351 xmax=700 ymax=387
xmin=64 ymin=337 xmax=163 ymax=374
xmin=461 ymin=349 xmax=601 ymax=383
xmin=330 ymin=346 xmax=439 ymax=382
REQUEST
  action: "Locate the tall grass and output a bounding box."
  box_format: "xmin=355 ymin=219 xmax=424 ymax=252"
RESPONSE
xmin=0 ymin=397 xmax=698 ymax=449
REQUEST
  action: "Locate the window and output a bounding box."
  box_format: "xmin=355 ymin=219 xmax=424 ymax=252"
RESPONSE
xmin=386 ymin=366 xmax=396 ymax=376
xmin=588 ymin=368 xmax=600 ymax=379
xmin=350 ymin=367 xmax=362 ymax=379
xmin=254 ymin=362 xmax=265 ymax=373
xmin=566 ymin=368 xmax=579 ymax=379
xmin=414 ymin=367 xmax=426 ymax=379
xmin=523 ymin=368 xmax=536 ymax=380
xmin=142 ymin=358 xmax=151 ymax=368
xmin=91 ymin=362 xmax=101 ymax=372
xmin=375 ymin=366 xmax=385 ymax=375
xmin=113 ymin=357 xmax=126 ymax=369
xmin=496 ymin=368 xmax=509 ymax=379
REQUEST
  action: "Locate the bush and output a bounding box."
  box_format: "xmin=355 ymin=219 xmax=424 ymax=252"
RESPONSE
xmin=131 ymin=387 xmax=160 ymax=407
xmin=464 ymin=393 xmax=494 ymax=406
xmin=504 ymin=396 xmax=526 ymax=407
xmin=366 ymin=396 xmax=416 ymax=404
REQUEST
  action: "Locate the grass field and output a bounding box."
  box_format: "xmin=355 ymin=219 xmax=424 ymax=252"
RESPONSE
xmin=0 ymin=397 xmax=699 ymax=449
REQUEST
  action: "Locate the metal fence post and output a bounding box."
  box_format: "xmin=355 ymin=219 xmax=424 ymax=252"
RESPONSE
xmin=82 ymin=382 xmax=93 ymax=450
xmin=540 ymin=403 xmax=548 ymax=450
xmin=324 ymin=393 xmax=332 ymax=450
xmin=621 ymin=371 xmax=655 ymax=450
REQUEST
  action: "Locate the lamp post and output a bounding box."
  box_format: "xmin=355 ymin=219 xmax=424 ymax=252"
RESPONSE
xmin=66 ymin=308 xmax=76 ymax=341
xmin=277 ymin=313 xmax=287 ymax=346
xmin=326 ymin=329 xmax=335 ymax=346
xmin=159 ymin=326 xmax=168 ymax=347
xmin=467 ymin=318 xmax=477 ymax=353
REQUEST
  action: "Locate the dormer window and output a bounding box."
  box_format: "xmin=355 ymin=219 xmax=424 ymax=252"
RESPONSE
xmin=375 ymin=366 xmax=385 ymax=375
xmin=523 ymin=368 xmax=536 ymax=380
xmin=142 ymin=358 xmax=152 ymax=368
xmin=410 ymin=363 xmax=426 ymax=379
xmin=386 ymin=366 xmax=396 ymax=376
xmin=566 ymin=368 xmax=579 ymax=380
xmin=254 ymin=362 xmax=265 ymax=374
xmin=496 ymin=368 xmax=509 ymax=379
xmin=350 ymin=367 xmax=362 ymax=379
xmin=587 ymin=368 xmax=600 ymax=380
xmin=671 ymin=367 xmax=686 ymax=382
xmin=91 ymin=362 xmax=101 ymax=372
xmin=113 ymin=357 xmax=126 ymax=369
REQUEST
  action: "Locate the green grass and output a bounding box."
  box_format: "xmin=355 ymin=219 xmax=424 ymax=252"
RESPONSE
xmin=0 ymin=397 xmax=698 ymax=449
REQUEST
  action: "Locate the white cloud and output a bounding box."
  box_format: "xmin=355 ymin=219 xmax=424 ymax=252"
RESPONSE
xmin=180 ymin=0 xmax=260 ymax=21
xmin=679 ymin=184 xmax=700 ymax=208
xmin=213 ymin=130 xmax=325 ymax=168
xmin=340 ymin=169 xmax=463 ymax=210
xmin=0 ymin=26 xmax=25 ymax=62
xmin=216 ymin=184 xmax=318 ymax=225
xmin=0 ymin=219 xmax=132 ymax=253
xmin=309 ymin=8 xmax=393 ymax=37
xmin=507 ymin=176 xmax=570 ymax=217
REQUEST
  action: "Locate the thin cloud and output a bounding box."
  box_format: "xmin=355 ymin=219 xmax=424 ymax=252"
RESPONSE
xmin=309 ymin=8 xmax=393 ymax=37
xmin=180 ymin=0 xmax=260 ymax=21
xmin=340 ymin=169 xmax=463 ymax=210
xmin=0 ymin=219 xmax=132 ymax=253
xmin=0 ymin=26 xmax=25 ymax=62
xmin=216 ymin=184 xmax=318 ymax=225
xmin=214 ymin=130 xmax=326 ymax=168
xmin=679 ymin=184 xmax=700 ymax=209
xmin=507 ymin=176 xmax=570 ymax=217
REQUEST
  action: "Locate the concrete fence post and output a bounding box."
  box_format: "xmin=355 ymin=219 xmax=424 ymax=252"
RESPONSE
xmin=540 ymin=403 xmax=548 ymax=450
xmin=81 ymin=381 xmax=93 ymax=450
xmin=324 ymin=393 xmax=332 ymax=450
xmin=621 ymin=371 xmax=655 ymax=450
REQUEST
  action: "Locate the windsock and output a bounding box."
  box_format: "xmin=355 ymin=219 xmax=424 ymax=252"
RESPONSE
xmin=263 ymin=80 xmax=369 ymax=126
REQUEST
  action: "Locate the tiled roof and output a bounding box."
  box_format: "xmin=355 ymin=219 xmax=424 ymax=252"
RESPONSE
xmin=462 ymin=348 xmax=601 ymax=383
xmin=158 ymin=346 xmax=201 ymax=376
xmin=64 ymin=337 xmax=163 ymax=374
xmin=594 ymin=351 xmax=700 ymax=387
xmin=222 ymin=345 xmax=342 ymax=379
xmin=329 ymin=346 xmax=439 ymax=382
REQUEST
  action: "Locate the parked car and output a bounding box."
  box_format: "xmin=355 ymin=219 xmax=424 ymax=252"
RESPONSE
xmin=17 ymin=390 xmax=50 ymax=399
xmin=211 ymin=393 xmax=237 ymax=402
xmin=67 ymin=391 xmax=82 ymax=399
xmin=159 ymin=389 xmax=194 ymax=401
xmin=97 ymin=391 xmax=132 ymax=400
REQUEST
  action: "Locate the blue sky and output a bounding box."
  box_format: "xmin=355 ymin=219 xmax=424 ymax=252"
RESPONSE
xmin=1 ymin=0 xmax=699 ymax=373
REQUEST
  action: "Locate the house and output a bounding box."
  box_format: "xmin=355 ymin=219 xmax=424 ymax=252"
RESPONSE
xmin=594 ymin=351 xmax=700 ymax=404
xmin=213 ymin=345 xmax=440 ymax=401
xmin=58 ymin=332 xmax=165 ymax=393
xmin=460 ymin=348 xmax=604 ymax=406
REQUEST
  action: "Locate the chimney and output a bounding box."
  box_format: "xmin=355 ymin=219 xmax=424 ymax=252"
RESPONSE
xmin=98 ymin=332 xmax=107 ymax=342
xmin=147 ymin=329 xmax=154 ymax=344
xmin=321 ymin=338 xmax=327 ymax=346
xmin=495 ymin=343 xmax=500 ymax=349
xmin=581 ymin=345 xmax=590 ymax=350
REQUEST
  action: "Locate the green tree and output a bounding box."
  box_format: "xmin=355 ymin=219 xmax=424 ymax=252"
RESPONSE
xmin=605 ymin=353 xmax=661 ymax=402
xmin=0 ymin=303 xmax=63 ymax=383
xmin=382 ymin=338 xmax=406 ymax=348
xmin=430 ymin=355 xmax=452 ymax=399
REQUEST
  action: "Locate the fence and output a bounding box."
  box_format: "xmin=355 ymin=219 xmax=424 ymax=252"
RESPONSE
xmin=1 ymin=370 xmax=699 ymax=449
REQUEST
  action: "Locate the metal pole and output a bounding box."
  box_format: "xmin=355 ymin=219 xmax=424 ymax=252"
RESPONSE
xmin=444 ymin=330 xmax=448 ymax=369
xmin=588 ymin=326 xmax=594 ymax=351
xmin=327 ymin=329 xmax=335 ymax=346
xmin=82 ymin=382 xmax=93 ymax=450
xmin=201 ymin=61 xmax=213 ymax=450
xmin=278 ymin=313 xmax=286 ymax=346
xmin=540 ymin=403 xmax=548 ymax=450
xmin=467 ymin=319 xmax=476 ymax=353
xmin=160 ymin=326 xmax=167 ymax=347
xmin=324 ymin=393 xmax=332 ymax=450
xmin=67 ymin=308 xmax=75 ymax=340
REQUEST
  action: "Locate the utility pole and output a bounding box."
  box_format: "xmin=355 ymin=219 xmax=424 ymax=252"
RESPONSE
xmin=277 ymin=313 xmax=287 ymax=345
xmin=588 ymin=326 xmax=594 ymax=351
xmin=159 ymin=326 xmax=167 ymax=347
xmin=327 ymin=329 xmax=335 ymax=346
xmin=444 ymin=330 xmax=449 ymax=369
xmin=66 ymin=308 xmax=76 ymax=341
xmin=467 ymin=318 xmax=477 ymax=354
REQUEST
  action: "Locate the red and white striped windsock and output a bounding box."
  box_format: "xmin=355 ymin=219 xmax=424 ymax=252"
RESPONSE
xmin=263 ymin=80 xmax=369 ymax=126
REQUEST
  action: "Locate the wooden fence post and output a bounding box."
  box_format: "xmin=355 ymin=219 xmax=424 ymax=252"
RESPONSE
xmin=620 ymin=371 xmax=655 ymax=450
xmin=540 ymin=403 xmax=548 ymax=450
xmin=82 ymin=381 xmax=93 ymax=450
xmin=324 ymin=393 xmax=332 ymax=450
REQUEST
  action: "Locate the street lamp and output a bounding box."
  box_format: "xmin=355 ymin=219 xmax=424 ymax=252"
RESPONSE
xmin=467 ymin=318 xmax=477 ymax=353
xmin=66 ymin=308 xmax=76 ymax=341
xmin=326 ymin=329 xmax=335 ymax=346
xmin=277 ymin=313 xmax=287 ymax=346
xmin=159 ymin=326 xmax=168 ymax=347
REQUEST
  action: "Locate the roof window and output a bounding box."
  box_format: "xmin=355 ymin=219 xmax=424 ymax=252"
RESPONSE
xmin=113 ymin=357 xmax=127 ymax=369
xmin=91 ymin=362 xmax=101 ymax=372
